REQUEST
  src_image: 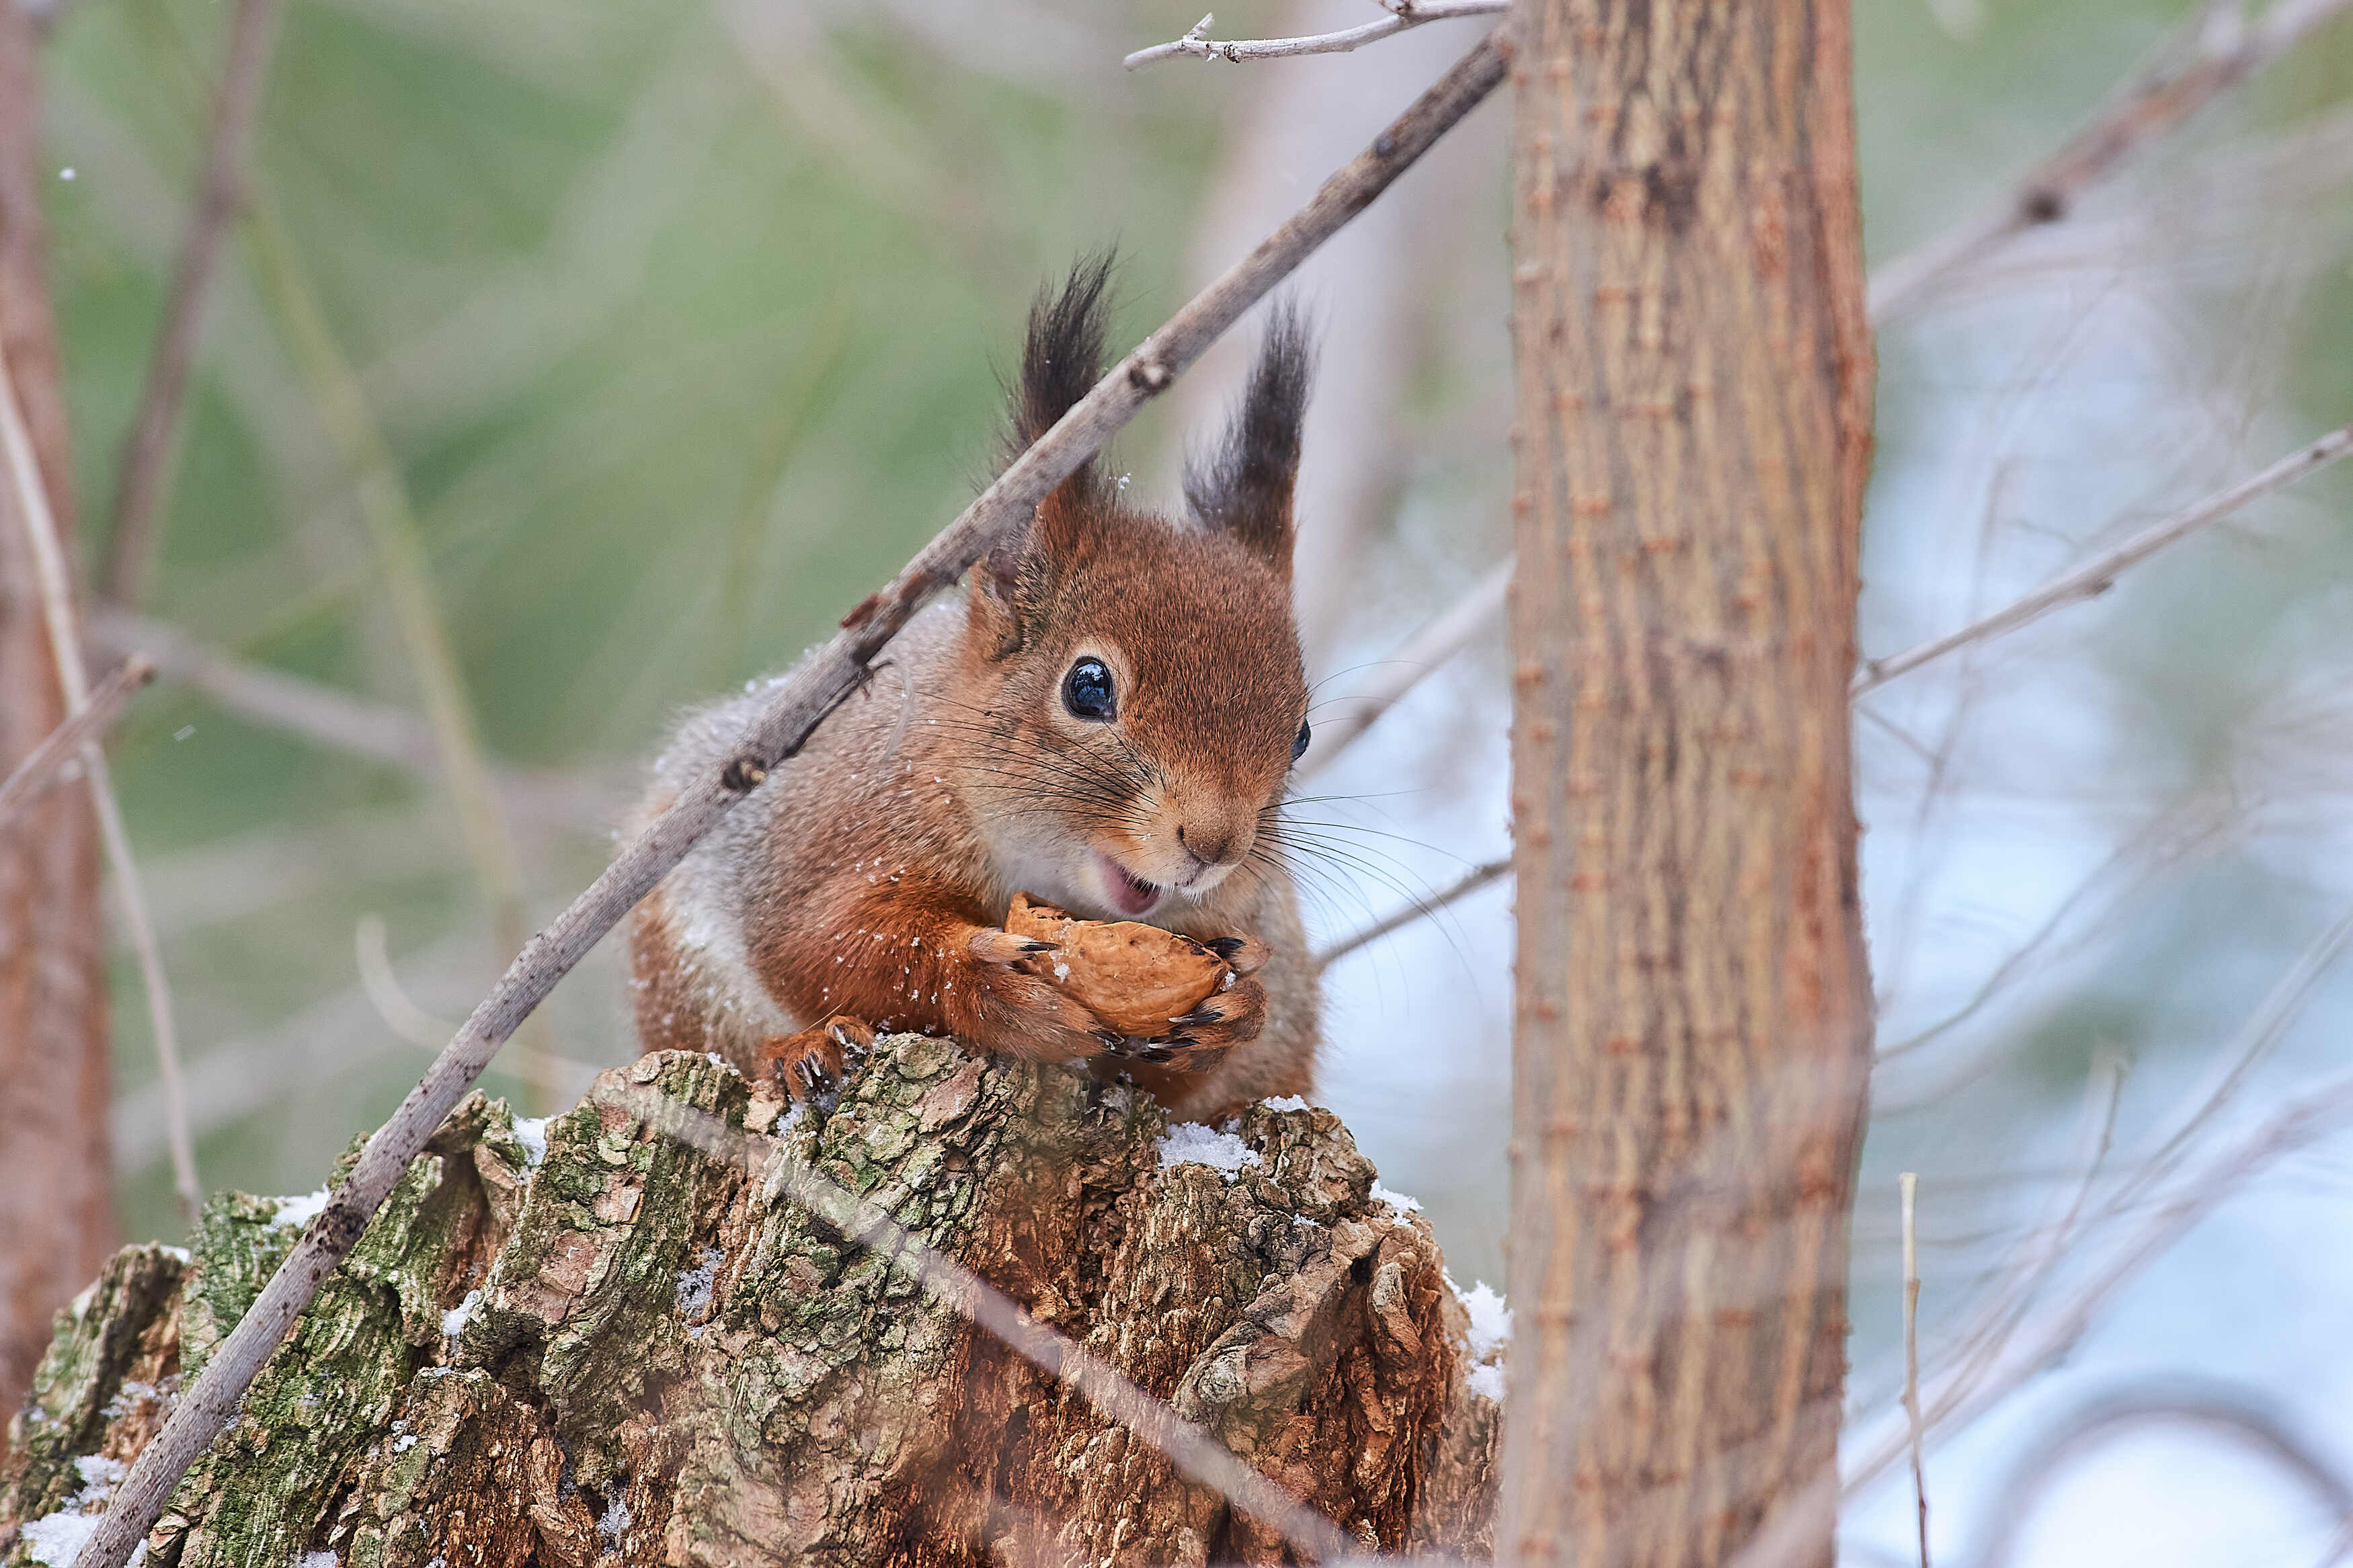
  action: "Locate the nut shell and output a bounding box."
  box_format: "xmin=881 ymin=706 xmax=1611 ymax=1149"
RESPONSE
xmin=1006 ymin=893 xmax=1230 ymax=1036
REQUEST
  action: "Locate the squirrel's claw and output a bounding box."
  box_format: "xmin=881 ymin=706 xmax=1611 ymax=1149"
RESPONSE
xmin=758 ymin=1014 xmax=873 ymax=1102
xmin=1202 ymin=934 xmax=1269 ymax=977
xmin=1138 ymin=977 xmax=1269 ymax=1073
xmin=1101 ymin=1036 xmax=1182 ymax=1067
xmin=969 ymin=927 xmax=1058 ymax=968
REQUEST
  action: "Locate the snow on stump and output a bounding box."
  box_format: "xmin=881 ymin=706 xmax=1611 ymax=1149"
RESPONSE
xmin=0 ymin=1036 xmax=1502 ymax=1565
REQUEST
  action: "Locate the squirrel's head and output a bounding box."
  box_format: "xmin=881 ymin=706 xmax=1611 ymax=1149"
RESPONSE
xmin=955 ymin=260 xmax=1312 ymax=923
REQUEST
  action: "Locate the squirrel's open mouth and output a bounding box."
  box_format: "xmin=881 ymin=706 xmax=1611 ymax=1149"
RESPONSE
xmin=1095 ymin=852 xmax=1165 ymax=917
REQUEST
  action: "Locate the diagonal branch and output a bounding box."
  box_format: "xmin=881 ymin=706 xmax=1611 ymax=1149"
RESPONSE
xmin=0 ymin=654 xmax=155 ymax=833
xmin=1855 ymin=419 xmax=2353 ymax=696
xmin=0 ymin=336 xmax=201 ymax=1223
xmin=102 ymin=0 xmax=287 ymax=606
xmin=1868 ymin=0 xmax=2353 ymax=321
xmin=1125 ymin=1 xmax=1503 ymax=69
xmin=67 ymin=34 xmax=1511 ymax=1567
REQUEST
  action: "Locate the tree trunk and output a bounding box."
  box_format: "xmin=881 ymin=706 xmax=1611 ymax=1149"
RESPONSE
xmin=0 ymin=0 xmax=116 ymax=1444
xmin=1 ymin=1039 xmax=1503 ymax=1565
xmin=1499 ymin=1 xmax=1876 ymax=1565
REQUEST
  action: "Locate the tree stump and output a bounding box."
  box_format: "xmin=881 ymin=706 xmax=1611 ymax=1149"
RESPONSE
xmin=0 ymin=1038 xmax=1501 ymax=1565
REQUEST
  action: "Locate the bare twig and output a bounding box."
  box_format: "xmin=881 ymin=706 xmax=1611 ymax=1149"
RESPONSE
xmin=1900 ymin=1172 xmax=1929 ymax=1568
xmin=1314 ymin=854 xmax=1508 ymax=971
xmin=87 ymin=608 xmax=628 ymax=833
xmin=1737 ymin=903 xmax=2353 ymax=1568
xmin=69 ymin=36 xmax=1510 ymax=1567
xmin=0 ymin=655 xmax=155 ymax=832
xmin=1321 ymin=414 xmax=2348 ymax=959
xmin=1125 ymin=1 xmax=1503 ymax=69
xmin=0 ymin=337 xmax=201 ymax=1223
xmin=102 ymin=0 xmax=287 ymax=606
xmin=1972 ymin=1381 xmax=2353 ymax=1568
xmin=1298 ymin=554 xmax=1509 ymax=778
xmin=614 ymin=1083 xmax=1359 ymax=1563
xmin=91 ymin=606 xmax=440 ymax=768
xmin=1868 ymin=0 xmax=2353 ymax=321
xmin=1732 ymin=1061 xmax=2353 ymax=1568
xmin=1855 ymin=420 xmax=2353 ymax=696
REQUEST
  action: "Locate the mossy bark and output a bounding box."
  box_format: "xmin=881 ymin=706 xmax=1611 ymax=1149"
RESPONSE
xmin=1 ymin=1039 xmax=1499 ymax=1566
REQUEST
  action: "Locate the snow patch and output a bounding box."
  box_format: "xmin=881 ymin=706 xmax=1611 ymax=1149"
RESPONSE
xmin=675 ymin=1247 xmax=723 ymax=1316
xmin=299 ymin=1553 xmax=340 ymax=1568
xmin=1156 ymin=1122 xmax=1261 ymax=1180
xmin=1453 ymin=1278 xmax=1512 ymax=1361
xmin=271 ymin=1188 xmax=330 ymax=1229
xmin=74 ymin=1454 xmax=126 ymax=1489
xmin=26 ymin=1446 xmax=135 ymax=1556
xmin=1259 ymin=1094 xmax=1310 ymax=1112
xmin=511 ymin=1117 xmax=550 ymax=1169
xmin=598 ymin=1489 xmax=634 ymax=1547
xmin=1445 ymin=1274 xmax=1511 ymax=1401
xmin=1369 ymin=1180 xmax=1423 ymax=1221
xmin=442 ymin=1288 xmax=483 ymax=1342
xmin=21 ymin=1512 xmax=99 ymax=1566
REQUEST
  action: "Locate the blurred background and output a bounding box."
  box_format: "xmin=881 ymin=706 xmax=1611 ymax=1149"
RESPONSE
xmin=21 ymin=0 xmax=2353 ymax=1560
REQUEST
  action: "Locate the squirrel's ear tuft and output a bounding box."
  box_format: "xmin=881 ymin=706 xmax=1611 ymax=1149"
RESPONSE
xmin=1006 ymin=255 xmax=1116 ymax=506
xmin=1185 ymin=303 xmax=1313 ymax=579
xmin=978 ymin=255 xmax=1116 ymax=657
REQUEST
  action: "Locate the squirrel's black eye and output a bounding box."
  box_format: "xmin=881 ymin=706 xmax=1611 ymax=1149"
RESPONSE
xmin=1062 ymin=658 xmax=1116 ymax=722
xmin=1292 ymin=720 xmax=1312 ymax=762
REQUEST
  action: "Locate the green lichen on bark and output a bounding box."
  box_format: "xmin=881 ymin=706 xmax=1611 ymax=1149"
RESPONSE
xmin=1 ymin=1040 xmax=1499 ymax=1567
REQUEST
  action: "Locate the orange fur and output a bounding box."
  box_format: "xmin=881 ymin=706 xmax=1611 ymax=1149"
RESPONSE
xmin=627 ymin=267 xmax=1321 ymax=1119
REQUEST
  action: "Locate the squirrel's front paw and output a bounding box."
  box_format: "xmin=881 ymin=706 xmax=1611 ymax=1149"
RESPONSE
xmin=1109 ymin=976 xmax=1267 ymax=1076
xmin=756 ymin=1016 xmax=875 ymax=1100
xmin=962 ymin=930 xmax=1120 ymax=1062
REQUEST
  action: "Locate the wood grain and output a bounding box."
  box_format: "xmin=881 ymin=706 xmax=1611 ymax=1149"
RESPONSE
xmin=1499 ymin=3 xmax=1875 ymax=1563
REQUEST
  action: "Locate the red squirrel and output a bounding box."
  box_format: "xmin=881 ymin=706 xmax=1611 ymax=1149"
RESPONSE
xmin=628 ymin=262 xmax=1320 ymax=1120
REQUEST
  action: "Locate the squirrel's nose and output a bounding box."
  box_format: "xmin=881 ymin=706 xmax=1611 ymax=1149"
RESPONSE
xmin=1176 ymin=823 xmax=1238 ymax=870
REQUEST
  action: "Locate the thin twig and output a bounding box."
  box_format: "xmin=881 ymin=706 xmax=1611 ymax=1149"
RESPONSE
xmin=1901 ymin=1172 xmax=1929 ymax=1568
xmin=1125 ymin=1 xmax=1503 ymax=69
xmin=0 ymin=338 xmax=202 ymax=1224
xmin=1868 ymin=0 xmax=2353 ymax=321
xmin=1317 ymin=418 xmax=2348 ymax=960
xmin=612 ymin=1082 xmax=1359 ymax=1563
xmin=1855 ymin=420 xmax=2353 ymax=696
xmin=102 ymin=0 xmax=287 ymax=606
xmin=1314 ymin=854 xmax=1508 ymax=971
xmin=1298 ymin=554 xmax=1509 ymax=779
xmin=86 ymin=609 xmax=628 ymax=833
xmin=69 ymin=36 xmax=1510 ymax=1567
xmin=0 ymin=655 xmax=155 ymax=832
xmin=1731 ymin=1061 xmax=2353 ymax=1568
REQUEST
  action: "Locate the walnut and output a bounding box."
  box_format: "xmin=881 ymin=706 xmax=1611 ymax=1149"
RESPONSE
xmin=1006 ymin=893 xmax=1232 ymax=1037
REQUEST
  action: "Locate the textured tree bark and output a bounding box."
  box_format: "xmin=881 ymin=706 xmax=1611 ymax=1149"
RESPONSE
xmin=0 ymin=1040 xmax=1502 ymax=1565
xmin=1499 ymin=2 xmax=1875 ymax=1566
xmin=0 ymin=0 xmax=116 ymax=1445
